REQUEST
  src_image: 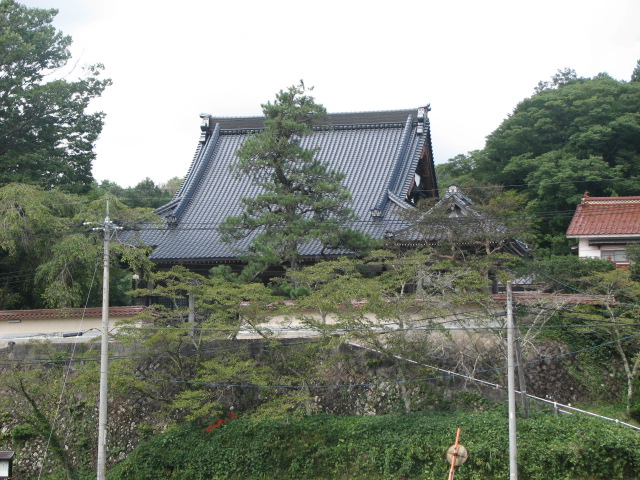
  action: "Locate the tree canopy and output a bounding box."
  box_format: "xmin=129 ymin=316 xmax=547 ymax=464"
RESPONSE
xmin=0 ymin=183 xmax=156 ymax=309
xmin=437 ymin=65 xmax=640 ymax=250
xmin=94 ymin=176 xmax=178 ymax=209
xmin=0 ymin=0 xmax=110 ymax=193
xmin=218 ymin=82 xmax=373 ymax=277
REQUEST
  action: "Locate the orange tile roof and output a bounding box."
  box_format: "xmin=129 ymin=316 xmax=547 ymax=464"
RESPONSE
xmin=0 ymin=306 xmax=147 ymax=321
xmin=566 ymin=195 xmax=640 ymax=237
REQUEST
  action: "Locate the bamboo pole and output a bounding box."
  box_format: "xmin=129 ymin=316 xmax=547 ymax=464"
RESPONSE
xmin=448 ymin=428 xmax=461 ymax=480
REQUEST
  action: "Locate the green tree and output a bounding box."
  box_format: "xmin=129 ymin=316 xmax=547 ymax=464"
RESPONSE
xmin=0 ymin=343 xmax=90 ymax=479
xmin=159 ymin=176 xmax=182 ymax=197
xmin=435 ymin=151 xmax=484 ymax=189
xmin=279 ymin=250 xmax=500 ymax=413
xmin=532 ymin=255 xmax=615 ymax=293
xmin=0 ymin=183 xmax=80 ymax=307
xmin=123 ymin=177 xmax=173 ymax=209
xmin=631 ymin=59 xmax=640 ymax=83
xmin=569 ymin=269 xmax=640 ymax=417
xmin=218 ymin=82 xmax=371 ymax=277
xmin=122 ymin=265 xmax=332 ymax=422
xmin=0 ymin=183 xmax=156 ymax=309
xmin=485 ymin=73 xmax=640 ymax=239
xmin=34 ymin=195 xmax=157 ymax=308
xmin=92 ymin=178 xmax=176 ymax=209
xmin=0 ymin=0 xmax=111 ymax=193
xmin=439 ymin=67 xmax=640 ymax=250
xmin=93 ymin=179 xmax=125 ymax=199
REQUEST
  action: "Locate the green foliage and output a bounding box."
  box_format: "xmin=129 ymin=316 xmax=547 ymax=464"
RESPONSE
xmin=93 ymin=177 xmax=176 ymax=209
xmin=0 ymin=183 xmax=157 ymax=308
xmin=108 ymin=408 xmax=640 ymax=479
xmin=626 ymin=244 xmax=640 ymax=282
xmin=483 ymin=72 xmax=640 ymax=238
xmin=438 ymin=67 xmax=640 ymax=249
xmin=10 ymin=422 xmax=36 ymax=441
xmin=0 ymin=0 xmax=111 ymax=193
xmin=0 ymin=342 xmax=101 ymax=479
xmin=532 ymin=255 xmax=616 ymax=292
xmin=631 ymin=59 xmax=640 ymax=83
xmin=435 ymin=150 xmax=487 ymax=190
xmin=562 ymin=269 xmax=640 ymax=415
xmin=218 ymin=82 xmax=373 ymax=275
xmin=0 ymin=183 xmax=80 ymax=307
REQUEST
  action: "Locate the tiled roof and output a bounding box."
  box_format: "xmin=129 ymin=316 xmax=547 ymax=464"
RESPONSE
xmin=0 ymin=306 xmax=147 ymax=320
xmin=566 ymin=195 xmax=640 ymax=237
xmin=147 ymin=108 xmax=435 ymax=263
xmin=492 ymin=293 xmax=611 ymax=305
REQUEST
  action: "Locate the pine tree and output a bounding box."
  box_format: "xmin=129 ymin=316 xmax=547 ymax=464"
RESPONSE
xmin=219 ymin=82 xmax=370 ymax=277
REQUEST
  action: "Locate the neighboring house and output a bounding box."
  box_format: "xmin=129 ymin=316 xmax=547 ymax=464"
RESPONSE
xmin=145 ymin=107 xmax=438 ymax=272
xmin=566 ymin=193 xmax=640 ymax=267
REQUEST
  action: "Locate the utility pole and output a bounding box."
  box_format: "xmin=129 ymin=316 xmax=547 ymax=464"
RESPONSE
xmin=506 ymin=281 xmax=518 ymax=480
xmin=88 ymin=199 xmax=121 ymax=480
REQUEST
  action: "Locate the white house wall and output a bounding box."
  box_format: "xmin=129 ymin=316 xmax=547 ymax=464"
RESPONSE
xmin=577 ymin=238 xmax=601 ymax=258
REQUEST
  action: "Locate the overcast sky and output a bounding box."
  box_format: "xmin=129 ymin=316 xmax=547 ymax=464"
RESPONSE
xmin=22 ymin=0 xmax=640 ymax=188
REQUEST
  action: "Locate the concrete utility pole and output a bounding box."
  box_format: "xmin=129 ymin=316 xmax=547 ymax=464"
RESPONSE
xmin=506 ymin=281 xmax=518 ymax=480
xmin=89 ymin=199 xmax=121 ymax=480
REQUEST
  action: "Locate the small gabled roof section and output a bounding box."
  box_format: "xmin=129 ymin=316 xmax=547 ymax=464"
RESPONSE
xmin=392 ymin=185 xmax=529 ymax=255
xmin=567 ymin=193 xmax=640 ymax=238
xmin=148 ymin=106 xmax=438 ymax=265
xmin=426 ymin=184 xmax=479 ymax=218
xmin=393 ymin=185 xmax=483 ymax=243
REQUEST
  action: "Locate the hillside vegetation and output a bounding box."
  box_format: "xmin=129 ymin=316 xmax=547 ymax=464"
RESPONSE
xmin=108 ymin=408 xmax=640 ymax=480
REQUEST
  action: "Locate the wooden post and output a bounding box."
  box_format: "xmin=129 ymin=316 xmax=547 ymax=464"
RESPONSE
xmin=448 ymin=428 xmax=461 ymax=480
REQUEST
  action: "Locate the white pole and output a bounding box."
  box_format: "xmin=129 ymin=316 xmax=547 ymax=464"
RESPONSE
xmin=97 ymin=199 xmax=112 ymax=480
xmin=507 ymin=281 xmax=518 ymax=480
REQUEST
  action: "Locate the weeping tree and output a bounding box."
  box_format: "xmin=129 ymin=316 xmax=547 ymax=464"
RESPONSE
xmin=0 ymin=183 xmax=156 ymax=309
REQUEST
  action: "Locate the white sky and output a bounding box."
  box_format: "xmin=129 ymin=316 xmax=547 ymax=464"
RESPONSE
xmin=22 ymin=0 xmax=640 ymax=188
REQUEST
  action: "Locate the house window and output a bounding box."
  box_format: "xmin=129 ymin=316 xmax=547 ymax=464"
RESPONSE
xmin=601 ymin=249 xmax=628 ymax=263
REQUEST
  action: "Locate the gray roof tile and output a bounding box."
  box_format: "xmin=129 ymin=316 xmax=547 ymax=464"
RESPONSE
xmin=146 ymin=109 xmax=435 ymax=263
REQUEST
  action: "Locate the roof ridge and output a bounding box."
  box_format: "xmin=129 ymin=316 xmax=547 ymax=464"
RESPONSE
xmin=208 ymin=108 xmax=417 ymax=119
xmin=381 ymin=115 xmax=414 ymax=209
xmin=583 ymin=197 xmax=640 ymax=203
xmin=207 ymin=109 xmax=422 ymax=132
